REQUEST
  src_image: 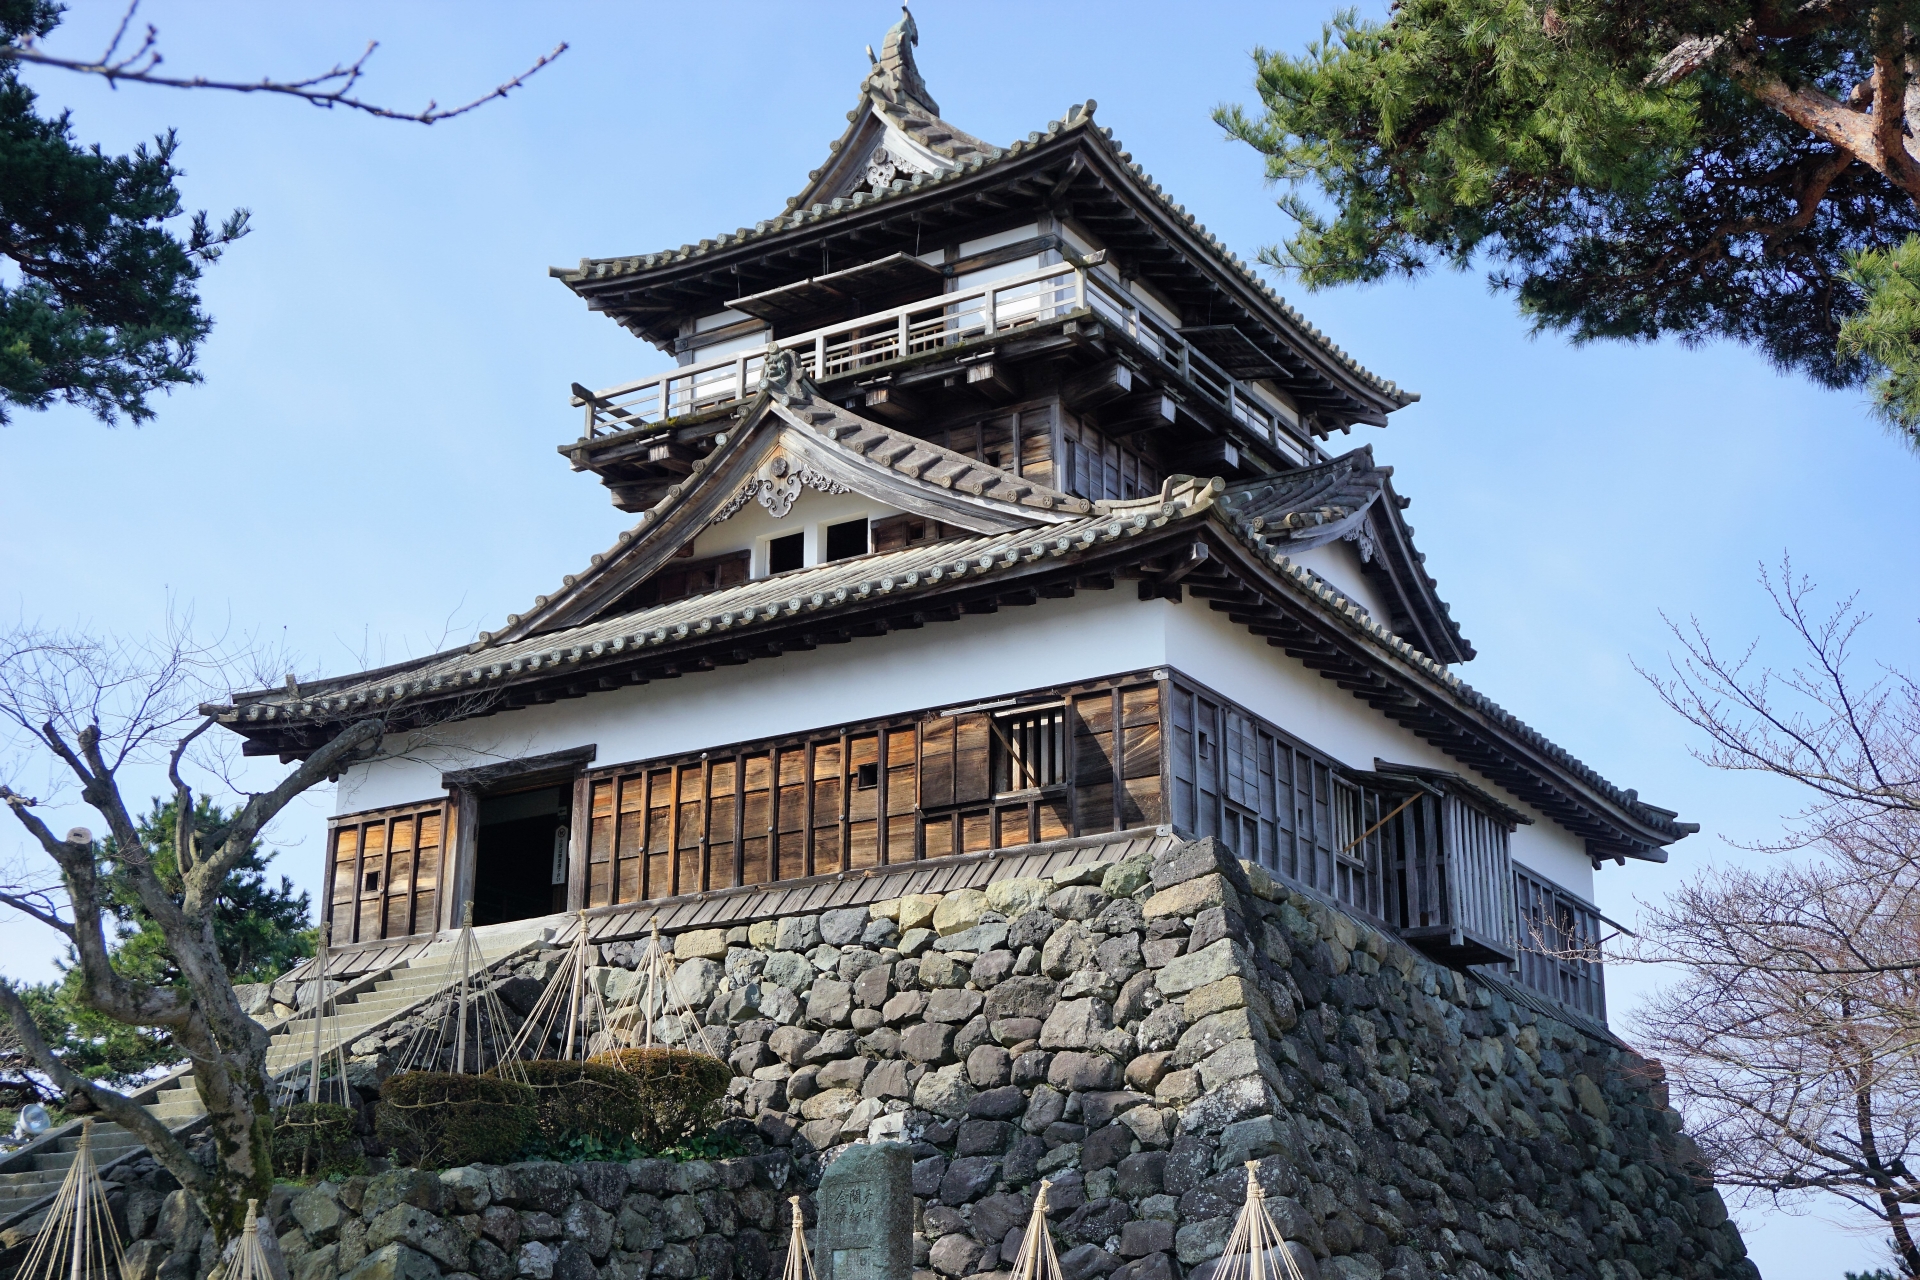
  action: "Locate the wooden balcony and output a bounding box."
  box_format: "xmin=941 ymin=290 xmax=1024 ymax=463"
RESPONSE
xmin=567 ymin=261 xmax=1293 ymax=451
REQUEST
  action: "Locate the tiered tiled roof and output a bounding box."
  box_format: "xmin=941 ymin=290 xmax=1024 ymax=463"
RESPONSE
xmin=211 ymin=460 xmax=1691 ymax=858
xmin=486 ymin=366 xmax=1093 ymax=645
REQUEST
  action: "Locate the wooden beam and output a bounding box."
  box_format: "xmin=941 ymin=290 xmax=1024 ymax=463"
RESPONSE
xmin=1062 ymin=359 xmax=1134 ymax=412
xmin=862 ymin=385 xmax=922 ymax=423
xmin=964 ymin=360 xmax=1022 ymax=405
xmin=1095 ymin=391 xmax=1176 ymax=436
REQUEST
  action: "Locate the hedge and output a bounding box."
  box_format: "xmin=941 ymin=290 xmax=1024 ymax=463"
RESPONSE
xmin=272 ymin=1102 xmax=360 ymax=1178
xmin=589 ymin=1047 xmax=731 ymax=1149
xmin=374 ymin=1072 xmax=537 ymax=1169
xmin=496 ymin=1059 xmax=648 ymax=1145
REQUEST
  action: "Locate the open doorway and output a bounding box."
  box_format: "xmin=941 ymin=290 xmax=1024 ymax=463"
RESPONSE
xmin=471 ymin=785 xmax=570 ymax=926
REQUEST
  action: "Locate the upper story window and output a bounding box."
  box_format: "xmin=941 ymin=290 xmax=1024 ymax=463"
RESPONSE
xmin=993 ymin=704 xmax=1067 ymax=795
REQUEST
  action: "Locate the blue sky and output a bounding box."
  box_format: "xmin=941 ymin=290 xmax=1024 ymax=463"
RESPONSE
xmin=4 ymin=3 xmax=1916 ymax=1274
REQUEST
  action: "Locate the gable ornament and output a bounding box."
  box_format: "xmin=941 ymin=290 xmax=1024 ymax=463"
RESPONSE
xmin=712 ymin=455 xmax=851 ymax=525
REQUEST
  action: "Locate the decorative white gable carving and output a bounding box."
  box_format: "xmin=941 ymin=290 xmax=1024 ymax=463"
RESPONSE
xmin=711 ymin=455 xmax=851 ymax=525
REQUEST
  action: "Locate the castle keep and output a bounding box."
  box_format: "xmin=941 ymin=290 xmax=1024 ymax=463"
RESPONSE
xmin=189 ymin=13 xmax=1753 ymax=1280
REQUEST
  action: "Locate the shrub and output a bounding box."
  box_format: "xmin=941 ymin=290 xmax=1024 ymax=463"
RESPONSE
xmin=272 ymin=1102 xmax=361 ymax=1178
xmin=589 ymin=1047 xmax=732 ymax=1149
xmin=498 ymin=1059 xmax=647 ymax=1145
xmin=374 ymin=1071 xmax=536 ymax=1169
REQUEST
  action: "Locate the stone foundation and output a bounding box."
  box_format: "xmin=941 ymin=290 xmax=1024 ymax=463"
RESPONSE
xmin=102 ymin=836 xmax=1758 ymax=1280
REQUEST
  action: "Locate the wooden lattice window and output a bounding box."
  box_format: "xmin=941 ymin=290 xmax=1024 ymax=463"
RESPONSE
xmin=1510 ymin=866 xmax=1606 ymax=1020
xmin=327 ymin=801 xmax=447 ymax=944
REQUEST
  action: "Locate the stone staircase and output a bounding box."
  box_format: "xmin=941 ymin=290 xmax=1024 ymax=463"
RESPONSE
xmin=0 ymin=916 xmax=560 ymax=1248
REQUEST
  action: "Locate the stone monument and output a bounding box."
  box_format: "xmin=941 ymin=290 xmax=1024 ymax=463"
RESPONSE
xmin=815 ymin=1144 xmax=912 ymax=1280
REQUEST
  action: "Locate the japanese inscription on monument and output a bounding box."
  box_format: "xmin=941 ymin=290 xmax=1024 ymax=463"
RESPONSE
xmin=816 ymin=1144 xmax=911 ymax=1280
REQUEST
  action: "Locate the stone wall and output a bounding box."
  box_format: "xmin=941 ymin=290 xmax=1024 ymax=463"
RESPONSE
xmin=108 ymin=835 xmax=1759 ymax=1280
xmin=100 ymin=1154 xmax=794 ymax=1280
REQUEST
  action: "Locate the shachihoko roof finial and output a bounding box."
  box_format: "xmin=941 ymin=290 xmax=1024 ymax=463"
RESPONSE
xmin=874 ymin=4 xmax=937 ymax=114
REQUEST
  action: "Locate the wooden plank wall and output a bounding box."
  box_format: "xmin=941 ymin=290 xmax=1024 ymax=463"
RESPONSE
xmin=578 ymin=674 xmax=1161 ymax=911
xmin=325 ymin=800 xmax=449 ymax=945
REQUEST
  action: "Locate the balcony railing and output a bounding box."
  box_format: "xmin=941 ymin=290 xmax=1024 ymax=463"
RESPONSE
xmin=571 ymin=261 xmax=1284 ymax=446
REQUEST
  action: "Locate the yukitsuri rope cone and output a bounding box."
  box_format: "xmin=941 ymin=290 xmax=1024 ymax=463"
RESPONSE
xmin=14 ymin=1120 xmax=126 ymax=1280
xmin=505 ymin=912 xmax=618 ymax=1061
xmin=296 ymin=922 xmax=351 ymax=1106
xmin=603 ymin=921 xmax=721 ymax=1055
xmin=1214 ymin=1160 xmax=1312 ymax=1280
xmin=394 ymin=905 xmax=527 ymax=1082
xmin=1009 ymin=1179 xmax=1065 ymax=1280
xmin=780 ymin=1196 xmax=816 ymax=1280
xmin=213 ymin=1200 xmax=273 ymax=1280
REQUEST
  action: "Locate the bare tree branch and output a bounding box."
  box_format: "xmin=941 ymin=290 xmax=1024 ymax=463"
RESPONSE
xmin=4 ymin=1 xmax=568 ymax=126
xmin=1624 ymin=562 xmax=1920 ymax=1272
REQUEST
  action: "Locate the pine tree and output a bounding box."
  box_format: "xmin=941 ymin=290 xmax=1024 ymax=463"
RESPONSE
xmin=1216 ymin=1 xmax=1920 ymax=445
xmin=0 ymin=0 xmax=248 ymax=426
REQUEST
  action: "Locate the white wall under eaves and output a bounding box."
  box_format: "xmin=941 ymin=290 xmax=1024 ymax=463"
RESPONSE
xmin=335 ymin=587 xmax=1598 ymax=900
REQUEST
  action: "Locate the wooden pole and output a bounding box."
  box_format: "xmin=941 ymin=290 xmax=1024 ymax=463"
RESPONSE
xmin=781 ymin=1195 xmax=815 ymax=1280
xmin=308 ymin=924 xmax=330 ymax=1106
xmin=1009 ymin=1179 xmax=1062 ymax=1280
xmin=455 ymin=903 xmax=474 ymax=1074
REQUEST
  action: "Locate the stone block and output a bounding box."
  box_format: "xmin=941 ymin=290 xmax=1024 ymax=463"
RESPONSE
xmin=927 ymin=988 xmax=986 ymax=1024
xmin=1152 ymin=940 xmax=1249 ymax=996
xmin=1142 ymin=876 xmax=1238 ymax=923
xmin=1039 ymin=997 xmax=1112 ymax=1050
xmin=775 ymin=915 xmax=823 ymax=952
xmin=884 ymin=895 xmax=935 ymax=932
xmin=668 ymin=957 xmax=724 ymax=1009
xmin=902 ymin=1021 xmax=958 ymax=1064
xmin=516 ymin=1242 xmax=557 ymax=1279
xmin=1172 ymin=1009 xmax=1266 ymax=1068
xmin=1058 ymin=1243 xmax=1119 ymax=1280
xmin=369 ymin=1204 xmax=470 ymax=1271
xmin=995 ymin=1018 xmax=1045 ymax=1048
xmin=1041 ymin=924 xmax=1094 ymax=979
xmin=856 ymin=1059 xmax=910 ymax=1101
xmin=806 ymin=978 xmax=854 ymax=1028
xmin=768 ymin=1026 xmax=818 ymax=1064
xmin=984 ymin=976 xmax=1057 ymax=1020
xmin=440 ymin=1167 xmax=493 ymax=1214
xmin=1119 ymin=1221 xmax=1172 ymax=1259
xmin=676 ymin=929 xmax=730 ymax=961
xmin=820 ymin=908 xmax=869 ymax=946
xmin=290 ymin=1185 xmax=345 ymax=1240
xmin=1047 ymin=1051 xmax=1116 ymax=1091
xmin=748 ymin=919 xmax=780 ymax=949
xmin=939 ymin=1155 xmax=1001 ymax=1205
xmin=986 ymin=878 xmax=1051 ymax=918
xmin=918 ymin=954 xmax=968 ymax=988
xmin=933 ymin=889 xmax=990 ymax=936
xmin=1046 ymin=886 xmax=1110 ymax=921
xmin=914 ymin=1064 xmax=975 ymax=1118
xmin=563 ymin=1201 xmax=616 ymax=1259
xmin=1124 ymin=1052 xmax=1172 ymax=1093
xmin=967 ymin=1043 xmax=1012 ymax=1087
xmin=934 ymin=922 xmax=1010 ymax=953
xmin=122 ymin=1240 xmax=168 ymax=1280
xmin=351 ymin=1244 xmax=442 ymax=1280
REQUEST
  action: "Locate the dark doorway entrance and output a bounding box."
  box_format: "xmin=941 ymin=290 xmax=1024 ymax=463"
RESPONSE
xmin=472 ymin=786 xmax=570 ymax=925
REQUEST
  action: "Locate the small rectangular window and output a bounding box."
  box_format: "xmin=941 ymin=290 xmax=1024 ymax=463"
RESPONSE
xmin=855 ymin=762 xmax=879 ymax=790
xmin=825 ymin=518 xmax=869 ymax=562
xmin=768 ymin=532 xmax=804 ymax=574
xmin=992 ymin=705 xmax=1066 ymax=793
xmin=363 ymin=870 xmax=380 ymax=892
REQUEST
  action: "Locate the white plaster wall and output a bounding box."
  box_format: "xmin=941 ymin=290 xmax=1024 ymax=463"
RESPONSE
xmin=335 ymin=589 xmax=1597 ymax=900
xmin=687 ymin=487 xmax=905 ymax=574
xmin=335 ymin=589 xmax=1166 ymax=816
xmin=1286 ymin=543 xmax=1395 ymax=631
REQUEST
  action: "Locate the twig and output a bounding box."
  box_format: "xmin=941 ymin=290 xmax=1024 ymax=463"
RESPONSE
xmin=6 ymin=1 xmax=567 ymax=126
